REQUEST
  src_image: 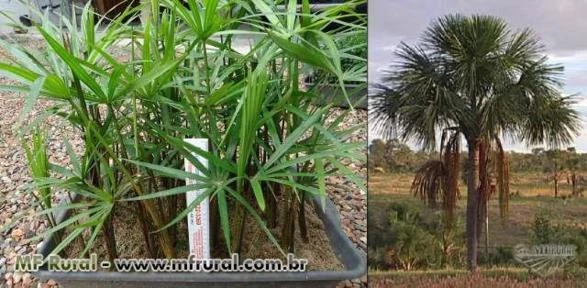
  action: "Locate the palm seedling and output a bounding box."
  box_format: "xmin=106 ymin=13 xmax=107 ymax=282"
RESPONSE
xmin=0 ymin=0 xmax=366 ymax=264
xmin=21 ymin=129 xmax=53 ymax=227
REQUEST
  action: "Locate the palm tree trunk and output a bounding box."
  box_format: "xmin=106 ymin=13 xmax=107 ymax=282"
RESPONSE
xmin=571 ymin=171 xmax=578 ymax=197
xmin=554 ymin=176 xmax=559 ymax=198
xmin=466 ymin=139 xmax=480 ymax=272
xmin=485 ymin=201 xmax=489 ymax=257
xmin=477 ymin=141 xmax=488 ymax=247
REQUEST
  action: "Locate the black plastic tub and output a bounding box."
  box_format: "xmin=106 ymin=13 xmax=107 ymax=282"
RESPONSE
xmin=35 ymin=195 xmax=366 ymax=287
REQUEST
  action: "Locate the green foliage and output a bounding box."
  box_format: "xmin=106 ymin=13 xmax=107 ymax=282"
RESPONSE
xmin=532 ymin=211 xmax=554 ymax=244
xmin=369 ymin=138 xmax=587 ymax=175
xmin=502 ymin=148 xmax=587 ymax=173
xmin=310 ymin=31 xmax=367 ymax=84
xmin=368 ymin=201 xmax=466 ymax=270
xmin=371 ymin=14 xmax=581 ymax=150
xmin=368 ymin=139 xmax=432 ymax=173
xmin=531 ymin=211 xmax=587 ymax=268
xmin=478 ymin=246 xmax=515 ymax=267
xmin=21 ymin=129 xmax=54 ymax=226
xmin=1 ymin=0 xmax=366 ymax=260
xmin=371 ymin=268 xmax=587 ymax=287
xmin=564 ymin=230 xmax=587 ymax=268
xmin=390 ymin=211 xmax=439 ymax=270
xmin=563 ymin=265 xmax=587 ymax=280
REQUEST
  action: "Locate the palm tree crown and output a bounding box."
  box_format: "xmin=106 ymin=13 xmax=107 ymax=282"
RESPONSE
xmin=371 ymin=14 xmax=581 ymax=149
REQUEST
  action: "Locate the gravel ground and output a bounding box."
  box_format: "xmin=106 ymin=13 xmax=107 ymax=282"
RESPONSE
xmin=0 ymin=34 xmax=367 ymax=288
xmin=327 ymin=108 xmax=367 ymax=288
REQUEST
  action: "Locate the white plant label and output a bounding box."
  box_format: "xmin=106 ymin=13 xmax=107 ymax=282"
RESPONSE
xmin=184 ymin=138 xmax=210 ymax=259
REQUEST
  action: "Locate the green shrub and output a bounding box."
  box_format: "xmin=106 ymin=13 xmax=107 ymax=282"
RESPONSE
xmin=478 ymin=246 xmax=515 ymax=266
xmin=368 ymin=201 xmax=466 ymax=270
xmin=389 ymin=211 xmax=439 ymax=270
xmin=563 ymin=265 xmax=587 ymax=280
xmin=532 ymin=211 xmax=553 ymax=244
xmin=556 ymin=227 xmax=587 ymax=268
xmin=531 ymin=211 xmax=587 ymax=268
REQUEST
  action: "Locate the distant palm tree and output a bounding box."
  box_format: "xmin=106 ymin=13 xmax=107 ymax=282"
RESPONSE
xmin=544 ymin=149 xmax=565 ymax=198
xmin=370 ymin=14 xmax=581 ymax=271
xmin=566 ymin=147 xmax=580 ymax=196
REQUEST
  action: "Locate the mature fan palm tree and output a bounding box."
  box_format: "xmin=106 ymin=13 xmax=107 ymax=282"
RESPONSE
xmin=370 ymin=14 xmax=581 ymax=271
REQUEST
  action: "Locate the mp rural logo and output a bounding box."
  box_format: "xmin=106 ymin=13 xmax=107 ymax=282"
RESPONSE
xmin=513 ymin=244 xmax=577 ymax=276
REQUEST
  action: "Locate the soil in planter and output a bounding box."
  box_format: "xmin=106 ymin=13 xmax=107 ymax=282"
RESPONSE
xmin=62 ymin=199 xmax=343 ymax=271
xmin=237 ymin=201 xmax=345 ymax=271
xmin=64 ymin=201 xmax=190 ymax=260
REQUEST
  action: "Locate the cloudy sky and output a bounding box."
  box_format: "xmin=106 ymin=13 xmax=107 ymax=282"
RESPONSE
xmin=369 ymin=0 xmax=587 ymax=152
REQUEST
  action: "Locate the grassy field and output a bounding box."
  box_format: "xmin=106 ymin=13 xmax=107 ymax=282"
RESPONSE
xmin=369 ymin=172 xmax=587 ymax=287
xmin=369 ymin=268 xmax=587 ymax=288
xmin=369 ymin=172 xmax=584 ymax=197
xmin=370 ymin=172 xmax=587 ymax=245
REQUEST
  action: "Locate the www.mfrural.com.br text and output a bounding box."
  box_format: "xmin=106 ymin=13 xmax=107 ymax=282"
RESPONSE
xmin=13 ymin=254 xmax=308 ymax=273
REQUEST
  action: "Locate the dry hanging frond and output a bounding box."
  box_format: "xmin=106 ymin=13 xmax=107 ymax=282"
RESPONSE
xmin=442 ymin=132 xmax=460 ymax=224
xmin=478 ymin=140 xmax=491 ymax=205
xmin=412 ymin=160 xmax=445 ymax=209
xmin=477 ymin=139 xmax=494 ymax=242
xmin=411 ymin=131 xmax=460 ymax=224
xmin=495 ymin=139 xmax=510 ymax=221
